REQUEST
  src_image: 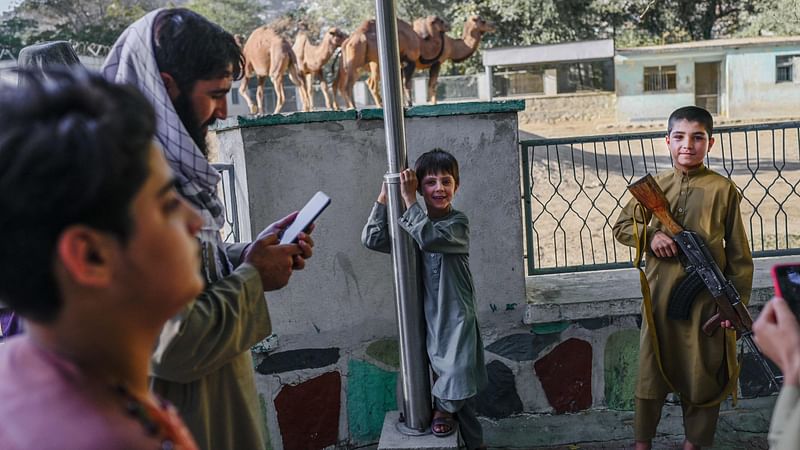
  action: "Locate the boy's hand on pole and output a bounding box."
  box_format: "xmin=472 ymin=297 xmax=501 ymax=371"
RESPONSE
xmin=377 ymin=181 xmax=388 ymax=205
xmin=400 ymin=168 xmax=418 ymax=208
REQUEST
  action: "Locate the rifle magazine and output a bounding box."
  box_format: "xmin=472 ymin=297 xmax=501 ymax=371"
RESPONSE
xmin=667 ymin=270 xmax=706 ymax=320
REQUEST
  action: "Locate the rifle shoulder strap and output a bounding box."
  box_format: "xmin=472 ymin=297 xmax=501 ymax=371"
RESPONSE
xmin=632 ymin=204 xmax=739 ymax=408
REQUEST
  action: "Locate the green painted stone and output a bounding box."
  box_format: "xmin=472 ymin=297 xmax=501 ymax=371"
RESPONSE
xmin=531 ymin=321 xmax=570 ymax=335
xmin=215 ymin=110 xmax=358 ymax=130
xmin=366 ymin=339 xmax=400 ymax=369
xmin=347 ymin=359 xmax=398 ymax=443
xmin=360 ymin=100 xmax=525 ymax=120
xmin=604 ymin=329 xmax=640 ymax=411
xmin=214 ymin=100 xmax=524 ymax=130
xmin=259 ymin=394 xmax=273 ymax=450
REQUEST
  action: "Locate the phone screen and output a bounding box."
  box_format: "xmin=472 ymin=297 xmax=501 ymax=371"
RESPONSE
xmin=773 ymin=264 xmax=800 ymax=319
xmin=279 ymin=191 xmax=331 ymax=245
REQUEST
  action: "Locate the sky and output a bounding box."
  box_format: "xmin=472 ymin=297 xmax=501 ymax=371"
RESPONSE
xmin=0 ymin=0 xmax=17 ymax=14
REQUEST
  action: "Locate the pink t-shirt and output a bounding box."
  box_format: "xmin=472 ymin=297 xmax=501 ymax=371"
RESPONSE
xmin=0 ymin=335 xmax=196 ymax=450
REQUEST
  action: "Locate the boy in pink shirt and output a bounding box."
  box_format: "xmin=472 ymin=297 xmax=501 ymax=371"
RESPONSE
xmin=0 ymin=70 xmax=202 ymax=449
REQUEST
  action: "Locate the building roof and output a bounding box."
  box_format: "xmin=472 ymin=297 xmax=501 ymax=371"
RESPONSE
xmin=617 ymin=35 xmax=800 ymax=55
xmin=482 ymin=39 xmax=614 ymax=67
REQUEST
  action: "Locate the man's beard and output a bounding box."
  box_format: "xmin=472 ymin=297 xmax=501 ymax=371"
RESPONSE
xmin=173 ymin=92 xmax=215 ymax=157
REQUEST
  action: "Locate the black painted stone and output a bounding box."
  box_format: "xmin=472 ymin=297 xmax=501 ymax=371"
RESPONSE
xmin=579 ymin=317 xmax=611 ymax=330
xmin=485 ymin=333 xmax=560 ymax=362
xmin=257 ymin=348 xmax=340 ymax=375
xmin=740 ymin=351 xmax=781 ymax=398
xmin=475 ymin=360 xmax=523 ymax=419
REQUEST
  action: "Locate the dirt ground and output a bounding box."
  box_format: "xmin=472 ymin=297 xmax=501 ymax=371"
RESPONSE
xmin=518 ymin=118 xmax=800 ymax=272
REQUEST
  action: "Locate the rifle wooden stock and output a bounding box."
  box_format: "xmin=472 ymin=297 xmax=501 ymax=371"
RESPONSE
xmin=627 ymin=174 xmax=684 ymax=236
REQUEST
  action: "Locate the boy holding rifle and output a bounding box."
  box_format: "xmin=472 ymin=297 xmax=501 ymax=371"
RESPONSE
xmin=613 ymin=106 xmax=753 ymax=450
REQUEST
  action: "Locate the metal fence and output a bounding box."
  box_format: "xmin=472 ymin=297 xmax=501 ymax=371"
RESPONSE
xmin=212 ymin=163 xmax=241 ymax=244
xmin=520 ymin=121 xmax=800 ymax=275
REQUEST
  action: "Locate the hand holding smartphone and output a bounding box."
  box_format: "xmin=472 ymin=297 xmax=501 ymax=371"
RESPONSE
xmin=771 ymin=263 xmax=800 ymax=319
xmin=279 ymin=191 xmax=331 ymax=244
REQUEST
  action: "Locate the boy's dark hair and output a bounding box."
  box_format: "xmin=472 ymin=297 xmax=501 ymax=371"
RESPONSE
xmin=668 ymin=106 xmax=713 ymax=137
xmin=0 ymin=69 xmax=156 ymax=323
xmin=414 ymin=148 xmax=460 ymax=187
xmin=154 ymin=8 xmax=244 ymax=94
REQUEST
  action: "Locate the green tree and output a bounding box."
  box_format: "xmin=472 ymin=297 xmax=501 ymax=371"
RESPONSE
xmin=739 ymin=0 xmax=800 ymax=36
xmin=0 ymin=16 xmax=36 ymax=54
xmin=185 ymin=0 xmax=265 ymax=36
xmin=11 ymin=0 xmax=165 ymax=46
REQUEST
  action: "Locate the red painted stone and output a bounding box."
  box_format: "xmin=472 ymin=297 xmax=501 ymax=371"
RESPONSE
xmin=275 ymin=371 xmax=341 ymax=450
xmin=534 ymin=338 xmax=592 ymax=414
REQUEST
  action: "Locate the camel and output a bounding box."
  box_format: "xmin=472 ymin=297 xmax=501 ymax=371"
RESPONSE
xmin=239 ymin=26 xmax=312 ymax=115
xmin=292 ymin=26 xmax=348 ymax=110
xmin=415 ymin=15 xmax=495 ymax=105
xmin=333 ymin=16 xmax=448 ymax=110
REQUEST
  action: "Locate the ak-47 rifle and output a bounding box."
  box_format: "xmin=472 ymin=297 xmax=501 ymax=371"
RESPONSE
xmin=627 ymin=174 xmax=782 ymax=390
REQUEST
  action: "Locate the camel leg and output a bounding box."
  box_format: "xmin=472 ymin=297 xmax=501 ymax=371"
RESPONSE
xmin=428 ymin=62 xmax=441 ymax=105
xmin=319 ymin=74 xmax=334 ymax=110
xmin=271 ymin=74 xmax=285 ymax=114
xmin=366 ymin=61 xmax=382 ymax=107
xmin=401 ymin=59 xmax=415 ymax=107
xmin=239 ymin=76 xmax=257 ymax=115
xmin=305 ymin=73 xmax=315 ymax=110
xmin=331 ymin=73 xmax=342 ymax=110
xmin=337 ymin=68 xmax=356 ymax=110
xmin=256 ymin=75 xmax=268 ymax=115
xmin=288 ymin=67 xmax=311 ymax=112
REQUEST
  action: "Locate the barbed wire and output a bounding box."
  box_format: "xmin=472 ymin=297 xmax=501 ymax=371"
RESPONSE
xmin=0 ymin=40 xmax=110 ymax=61
xmin=68 ymin=40 xmax=110 ymax=57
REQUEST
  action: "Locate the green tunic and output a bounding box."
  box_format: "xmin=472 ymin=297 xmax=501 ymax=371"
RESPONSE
xmin=613 ymin=166 xmax=753 ymax=404
xmin=363 ymin=202 xmax=487 ymax=400
xmin=150 ymin=242 xmax=270 ymax=450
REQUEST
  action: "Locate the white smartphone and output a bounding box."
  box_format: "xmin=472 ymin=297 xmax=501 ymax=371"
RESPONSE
xmin=279 ymin=191 xmax=331 ymax=244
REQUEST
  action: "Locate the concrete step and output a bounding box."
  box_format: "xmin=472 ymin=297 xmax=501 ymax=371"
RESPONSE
xmin=379 ymin=411 xmax=459 ymax=450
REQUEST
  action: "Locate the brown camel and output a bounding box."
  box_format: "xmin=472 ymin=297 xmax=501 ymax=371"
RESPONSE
xmin=293 ymin=27 xmax=348 ymax=110
xmin=333 ymin=16 xmax=448 ymax=109
xmin=416 ymin=15 xmax=495 ymax=104
xmin=239 ymin=26 xmax=312 ymax=115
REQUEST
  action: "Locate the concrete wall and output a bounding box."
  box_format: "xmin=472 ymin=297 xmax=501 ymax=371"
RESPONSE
xmin=727 ymin=50 xmax=800 ymax=119
xmin=518 ymin=92 xmax=616 ymax=125
xmin=214 ymin=102 xmax=777 ymax=449
xmin=615 ymin=57 xmax=699 ymax=121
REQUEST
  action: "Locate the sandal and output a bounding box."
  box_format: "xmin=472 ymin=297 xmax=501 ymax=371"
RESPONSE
xmin=431 ymin=413 xmax=457 ymax=437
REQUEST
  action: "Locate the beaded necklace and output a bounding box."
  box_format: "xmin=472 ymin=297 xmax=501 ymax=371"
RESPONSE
xmin=112 ymin=384 xmax=198 ymax=450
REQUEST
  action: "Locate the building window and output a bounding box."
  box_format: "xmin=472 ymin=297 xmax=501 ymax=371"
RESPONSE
xmin=776 ymin=55 xmax=797 ymax=83
xmin=230 ymin=88 xmax=240 ymax=105
xmin=643 ymin=65 xmax=677 ymax=92
xmin=492 ymin=65 xmax=545 ymax=97
xmin=557 ymin=60 xmax=615 ymax=93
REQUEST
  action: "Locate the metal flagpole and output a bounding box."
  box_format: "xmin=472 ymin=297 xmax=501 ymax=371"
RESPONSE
xmin=374 ymin=0 xmax=432 ymax=435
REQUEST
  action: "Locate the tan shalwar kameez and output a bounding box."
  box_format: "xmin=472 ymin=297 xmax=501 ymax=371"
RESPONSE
xmin=613 ymin=166 xmax=753 ymax=445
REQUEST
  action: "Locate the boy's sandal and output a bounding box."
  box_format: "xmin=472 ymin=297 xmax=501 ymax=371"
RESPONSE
xmin=431 ymin=415 xmax=457 ymax=437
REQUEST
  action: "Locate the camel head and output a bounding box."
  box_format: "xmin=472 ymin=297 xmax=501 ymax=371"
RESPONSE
xmin=324 ymin=27 xmax=348 ymax=47
xmin=415 ymin=15 xmax=450 ymax=40
xmin=465 ymin=15 xmax=496 ymax=36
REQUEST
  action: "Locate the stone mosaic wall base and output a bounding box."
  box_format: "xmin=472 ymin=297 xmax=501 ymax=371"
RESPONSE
xmin=274 ymin=372 xmax=341 ymax=450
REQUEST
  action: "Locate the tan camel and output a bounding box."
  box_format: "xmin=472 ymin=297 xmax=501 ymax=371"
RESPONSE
xmin=293 ymin=27 xmax=348 ymax=110
xmin=416 ymin=15 xmax=495 ymax=104
xmin=239 ymin=26 xmax=312 ymax=115
xmin=333 ymin=16 xmax=448 ymax=109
